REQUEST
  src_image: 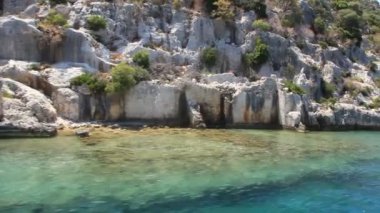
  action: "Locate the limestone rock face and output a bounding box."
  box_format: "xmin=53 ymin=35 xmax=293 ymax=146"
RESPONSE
xmin=3 ymin=0 xmax=36 ymax=15
xmin=309 ymin=104 xmax=380 ymax=130
xmin=59 ymin=29 xmax=112 ymax=71
xmin=228 ymin=77 xmax=278 ymax=127
xmin=124 ymin=81 xmax=185 ymax=124
xmin=278 ymin=89 xmax=305 ymax=129
xmin=0 ymin=60 xmax=53 ymax=96
xmin=1 ymin=78 xmax=56 ymax=122
xmin=322 ymin=47 xmax=352 ymax=69
xmin=0 ymin=78 xmax=57 ymax=136
xmin=186 ymin=17 xmax=215 ymax=50
xmin=0 ymin=17 xmax=112 ymax=71
xmin=216 ymin=43 xmax=242 ymax=73
xmin=0 ymin=16 xmax=42 ymax=61
xmin=333 ymin=104 xmax=380 ymax=128
xmin=184 ymin=82 xmax=223 ymax=126
xmin=52 ymin=88 xmax=80 ymax=121
xmin=204 ymin=73 xmax=247 ymax=84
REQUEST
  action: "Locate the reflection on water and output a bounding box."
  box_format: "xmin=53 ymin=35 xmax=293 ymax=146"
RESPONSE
xmin=0 ymin=129 xmax=379 ymax=212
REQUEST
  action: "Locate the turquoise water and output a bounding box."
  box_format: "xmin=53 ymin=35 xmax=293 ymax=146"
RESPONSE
xmin=0 ymin=129 xmax=379 ymax=212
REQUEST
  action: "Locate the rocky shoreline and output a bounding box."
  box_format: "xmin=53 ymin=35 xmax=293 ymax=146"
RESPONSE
xmin=1 ymin=72 xmax=380 ymax=138
xmin=1 ymin=0 xmax=380 ymax=137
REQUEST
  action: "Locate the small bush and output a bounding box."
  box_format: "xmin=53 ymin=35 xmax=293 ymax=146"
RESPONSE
xmin=86 ymin=15 xmax=107 ymax=31
xmin=283 ymin=64 xmax=296 ymax=79
xmin=295 ymin=38 xmax=306 ymax=50
xmin=201 ymin=47 xmax=218 ymax=68
xmin=284 ymin=80 xmax=305 ymax=95
xmin=173 ymin=0 xmax=181 ymax=10
xmin=70 ymin=64 xmax=149 ymax=94
xmin=375 ymin=78 xmax=380 ymax=88
xmin=343 ymin=79 xmax=372 ymax=97
xmin=212 ymin=0 xmax=235 ymax=20
xmin=205 ymin=0 xmax=217 ymax=15
xmin=243 ymin=38 xmax=269 ymax=68
xmin=337 ymin=9 xmax=362 ymax=40
xmin=44 ymin=10 xmax=67 ymax=27
xmin=49 ymin=0 xmax=67 ymax=6
xmin=368 ymin=62 xmax=378 ymax=72
xmin=314 ymin=16 xmax=326 ymax=34
xmin=239 ymin=0 xmax=267 ymax=18
xmin=332 ymin=0 xmax=349 ymax=10
xmin=106 ymin=63 xmax=150 ymax=93
xmin=2 ymin=91 xmax=14 ymax=99
xmin=368 ymin=97 xmax=380 ymax=109
xmin=252 ymin=19 xmax=271 ymax=31
xmin=321 ymin=80 xmax=336 ymax=98
xmin=318 ymin=41 xmax=328 ymax=49
xmin=282 ymin=11 xmax=303 ymax=28
xmin=320 ymin=97 xmax=337 ymax=107
xmin=70 ymin=73 xmax=107 ymax=94
xmin=132 ymin=51 xmax=150 ymax=69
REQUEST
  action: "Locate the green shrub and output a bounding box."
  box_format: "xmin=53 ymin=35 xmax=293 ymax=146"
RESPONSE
xmin=44 ymin=10 xmax=67 ymax=27
xmin=212 ymin=0 xmax=235 ymax=20
xmin=321 ymin=80 xmax=336 ymax=98
xmin=49 ymin=0 xmax=67 ymax=6
xmin=252 ymin=19 xmax=271 ymax=31
xmin=201 ymin=47 xmax=218 ymax=68
xmin=2 ymin=91 xmax=14 ymax=99
xmin=314 ymin=16 xmax=326 ymax=34
xmin=319 ymin=97 xmax=337 ymax=107
xmin=173 ymin=0 xmax=181 ymax=10
xmin=332 ymin=0 xmax=349 ymax=10
xmin=282 ymin=11 xmax=303 ymax=28
xmin=86 ymin=15 xmax=107 ymax=31
xmin=70 ymin=64 xmax=149 ymax=94
xmin=106 ymin=63 xmax=150 ymax=93
xmin=319 ymin=41 xmax=328 ymax=49
xmin=70 ymin=73 xmax=107 ymax=94
xmin=205 ymin=0 xmax=217 ymax=15
xmin=337 ymin=9 xmax=362 ymax=39
xmin=368 ymin=97 xmax=380 ymax=109
xmin=284 ymin=80 xmax=305 ymax=95
xmin=295 ymin=38 xmax=306 ymax=50
xmin=239 ymin=0 xmax=267 ymax=18
xmin=243 ymin=38 xmax=269 ymax=68
xmin=375 ymin=78 xmax=380 ymax=88
xmin=132 ymin=51 xmax=150 ymax=69
xmin=283 ymin=64 xmax=296 ymax=79
xmin=368 ymin=62 xmax=378 ymax=72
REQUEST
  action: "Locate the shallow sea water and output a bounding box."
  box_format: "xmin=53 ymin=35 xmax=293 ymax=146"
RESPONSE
xmin=0 ymin=129 xmax=379 ymax=212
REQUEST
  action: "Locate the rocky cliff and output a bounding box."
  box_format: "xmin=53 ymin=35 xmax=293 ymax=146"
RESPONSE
xmin=0 ymin=0 xmax=379 ymax=136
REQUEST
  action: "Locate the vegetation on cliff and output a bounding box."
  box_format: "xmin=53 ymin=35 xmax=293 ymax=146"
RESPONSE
xmin=70 ymin=63 xmax=150 ymax=94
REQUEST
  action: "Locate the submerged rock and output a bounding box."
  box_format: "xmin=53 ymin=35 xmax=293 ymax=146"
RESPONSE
xmin=75 ymin=129 xmax=90 ymax=138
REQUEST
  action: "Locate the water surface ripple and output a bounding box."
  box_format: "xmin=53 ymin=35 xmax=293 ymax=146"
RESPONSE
xmin=0 ymin=129 xmax=379 ymax=212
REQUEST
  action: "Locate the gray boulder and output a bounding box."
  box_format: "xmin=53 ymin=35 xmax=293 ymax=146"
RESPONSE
xmin=0 ymin=78 xmax=57 ymax=137
xmin=0 ymin=16 xmax=42 ymax=61
xmin=52 ymin=88 xmax=81 ymax=121
xmin=186 ymin=16 xmax=215 ymax=50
